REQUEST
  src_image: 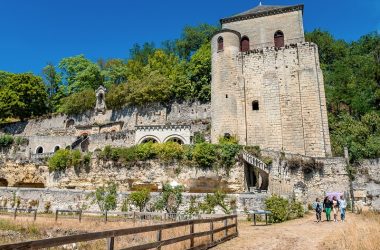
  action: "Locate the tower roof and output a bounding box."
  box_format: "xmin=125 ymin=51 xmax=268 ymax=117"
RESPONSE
xmin=220 ymin=4 xmax=304 ymax=24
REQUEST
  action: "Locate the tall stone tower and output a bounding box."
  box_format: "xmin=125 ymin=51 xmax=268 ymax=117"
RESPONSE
xmin=211 ymin=4 xmax=332 ymax=157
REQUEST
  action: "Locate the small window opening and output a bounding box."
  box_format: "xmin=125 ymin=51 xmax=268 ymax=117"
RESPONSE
xmin=224 ymin=133 xmax=231 ymax=139
xmin=54 ymin=146 xmax=60 ymax=152
xmin=36 ymin=146 xmax=44 ymax=154
xmin=241 ymin=36 xmax=250 ymax=52
xmin=217 ymin=37 xmax=224 ymax=51
xmin=226 ymin=94 xmax=228 ymax=98
xmin=274 ymin=30 xmax=284 ymax=48
xmin=252 ymin=101 xmax=259 ymax=111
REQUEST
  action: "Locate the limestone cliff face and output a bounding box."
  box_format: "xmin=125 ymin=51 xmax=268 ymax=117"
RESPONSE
xmin=0 ymin=159 xmax=246 ymax=193
xmin=0 ymin=161 xmax=47 ymax=188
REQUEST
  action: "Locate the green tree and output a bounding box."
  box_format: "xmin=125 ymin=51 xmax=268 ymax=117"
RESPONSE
xmin=42 ymin=63 xmax=63 ymax=112
xmin=0 ymin=73 xmax=48 ymax=120
xmin=176 ymin=24 xmax=219 ymax=60
xmin=105 ymin=84 xmax=128 ymax=110
xmin=155 ymin=183 xmax=184 ymax=214
xmin=59 ymin=55 xmax=103 ymax=93
xmin=58 ymin=88 xmax=96 ymax=115
xmin=129 ymin=42 xmax=156 ymax=65
xmin=128 ymin=189 xmax=151 ymax=212
xmin=102 ymin=59 xmax=128 ymax=86
xmin=188 ymin=42 xmax=212 ymax=102
xmin=90 ymin=182 xmax=118 ymax=212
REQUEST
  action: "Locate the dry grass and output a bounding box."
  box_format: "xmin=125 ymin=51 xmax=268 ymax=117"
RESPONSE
xmin=322 ymin=212 xmax=380 ymax=250
xmin=0 ymin=214 xmax=233 ymax=249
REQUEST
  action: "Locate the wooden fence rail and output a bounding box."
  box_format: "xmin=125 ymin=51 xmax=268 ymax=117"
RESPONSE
xmin=0 ymin=207 xmax=37 ymax=221
xmin=0 ymin=215 xmax=238 ymax=250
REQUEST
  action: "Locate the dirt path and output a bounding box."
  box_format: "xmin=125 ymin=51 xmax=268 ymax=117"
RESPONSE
xmin=214 ymin=213 xmax=355 ymax=250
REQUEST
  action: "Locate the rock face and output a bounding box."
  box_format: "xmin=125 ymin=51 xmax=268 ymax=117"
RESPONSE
xmin=1 ymin=155 xmax=380 ymax=212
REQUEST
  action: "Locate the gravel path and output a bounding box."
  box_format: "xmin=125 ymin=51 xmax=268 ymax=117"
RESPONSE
xmin=213 ymin=213 xmax=352 ymax=250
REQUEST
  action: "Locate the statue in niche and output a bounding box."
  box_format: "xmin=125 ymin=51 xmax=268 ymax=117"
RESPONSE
xmin=95 ymin=85 xmax=107 ymax=115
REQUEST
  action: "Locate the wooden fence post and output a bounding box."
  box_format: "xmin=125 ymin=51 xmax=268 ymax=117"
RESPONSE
xmin=224 ymin=219 xmax=228 ymax=237
xmin=107 ymin=237 xmax=115 ymax=250
xmin=79 ymin=210 xmax=82 ymax=223
xmin=190 ymin=221 xmax=194 ymax=247
xmin=156 ymin=229 xmax=162 ymax=250
xmin=55 ymin=210 xmax=58 ymax=222
xmin=104 ymin=210 xmax=108 ymax=223
xmin=235 ymin=216 xmax=238 ymax=235
xmin=13 ymin=208 xmax=17 ymax=220
xmin=210 ymin=221 xmax=214 ymax=243
xmin=33 ymin=209 xmax=37 ymax=221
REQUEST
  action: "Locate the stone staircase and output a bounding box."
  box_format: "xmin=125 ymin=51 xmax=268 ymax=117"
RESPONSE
xmin=71 ymin=135 xmax=89 ymax=150
xmin=242 ymin=149 xmax=270 ymax=174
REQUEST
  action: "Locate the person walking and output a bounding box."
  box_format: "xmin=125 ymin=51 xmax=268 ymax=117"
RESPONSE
xmin=323 ymin=196 xmax=333 ymax=222
xmin=339 ymin=195 xmax=347 ymax=222
xmin=312 ymin=198 xmax=323 ymax=222
xmin=332 ymin=196 xmax=340 ymax=222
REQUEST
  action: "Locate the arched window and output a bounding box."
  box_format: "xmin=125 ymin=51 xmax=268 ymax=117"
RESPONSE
xmin=241 ymin=36 xmax=250 ymax=52
xmin=274 ymin=30 xmax=284 ymax=48
xmin=36 ymin=146 xmax=44 ymax=154
xmin=54 ymin=146 xmax=60 ymax=152
xmin=141 ymin=138 xmax=158 ymax=144
xmin=167 ymin=137 xmax=184 ymax=145
xmin=252 ymin=101 xmax=259 ymax=111
xmin=217 ymin=37 xmax=224 ymax=51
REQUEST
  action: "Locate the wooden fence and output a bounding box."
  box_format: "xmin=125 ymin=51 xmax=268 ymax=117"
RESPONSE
xmin=0 ymin=207 xmax=37 ymax=221
xmin=0 ymin=215 xmax=238 ymax=250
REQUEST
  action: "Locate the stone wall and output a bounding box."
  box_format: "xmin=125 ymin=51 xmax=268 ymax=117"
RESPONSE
xmin=211 ymin=40 xmax=331 ymax=157
xmin=0 ymin=102 xmax=210 ymax=137
xmin=222 ymin=9 xmax=305 ymax=48
xmin=0 ymin=187 xmax=267 ymax=214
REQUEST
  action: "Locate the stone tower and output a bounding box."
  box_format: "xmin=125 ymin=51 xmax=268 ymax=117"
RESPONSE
xmin=211 ymin=4 xmax=332 ymax=157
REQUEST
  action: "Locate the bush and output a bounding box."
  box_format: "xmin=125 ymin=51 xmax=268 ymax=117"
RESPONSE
xmin=198 ymin=190 xmax=232 ymax=214
xmin=192 ymin=142 xmax=217 ymax=168
xmin=265 ymin=195 xmax=305 ymax=223
xmin=48 ymin=149 xmax=72 ymax=171
xmin=154 ymin=142 xmax=184 ymax=162
xmin=48 ymin=149 xmax=90 ymax=171
xmin=89 ymin=182 xmax=118 ymax=212
xmin=155 ymin=183 xmax=184 ymax=214
xmin=128 ymin=189 xmax=151 ymax=212
xmin=0 ymin=134 xmax=13 ymax=148
xmin=135 ymin=142 xmax=157 ymax=161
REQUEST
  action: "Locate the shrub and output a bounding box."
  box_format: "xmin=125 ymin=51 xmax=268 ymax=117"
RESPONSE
xmin=265 ymin=195 xmax=289 ymax=223
xmin=89 ymin=182 xmax=118 ymax=212
xmin=217 ymin=143 xmax=241 ymax=171
xmin=128 ymin=189 xmax=151 ymax=212
xmin=192 ymin=142 xmax=217 ymax=168
xmin=155 ymin=183 xmax=184 ymax=214
xmin=15 ymin=136 xmax=28 ymax=146
xmin=193 ymin=132 xmax=205 ymax=144
xmin=244 ymin=145 xmax=261 ymax=157
xmin=265 ymin=195 xmax=305 ymax=223
xmin=48 ymin=149 xmax=91 ymax=171
xmin=48 ymin=149 xmax=72 ymax=171
xmin=58 ymin=88 xmax=96 ymax=115
xmin=154 ymin=142 xmax=184 ymax=162
xmin=198 ymin=190 xmax=232 ymax=214
xmin=0 ymin=134 xmax=13 ymax=148
xmin=135 ymin=142 xmax=157 ymax=161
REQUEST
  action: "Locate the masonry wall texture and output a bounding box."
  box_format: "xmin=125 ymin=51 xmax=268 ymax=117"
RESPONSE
xmin=211 ymin=7 xmax=331 ymax=158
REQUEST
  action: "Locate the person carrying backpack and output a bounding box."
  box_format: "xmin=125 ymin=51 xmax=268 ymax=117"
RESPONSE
xmin=312 ymin=198 xmax=323 ymax=222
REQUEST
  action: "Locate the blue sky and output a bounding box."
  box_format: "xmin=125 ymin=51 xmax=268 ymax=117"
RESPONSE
xmin=0 ymin=0 xmax=379 ymax=75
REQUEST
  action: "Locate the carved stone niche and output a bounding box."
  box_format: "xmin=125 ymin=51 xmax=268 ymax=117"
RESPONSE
xmin=95 ymin=86 xmax=107 ymax=115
